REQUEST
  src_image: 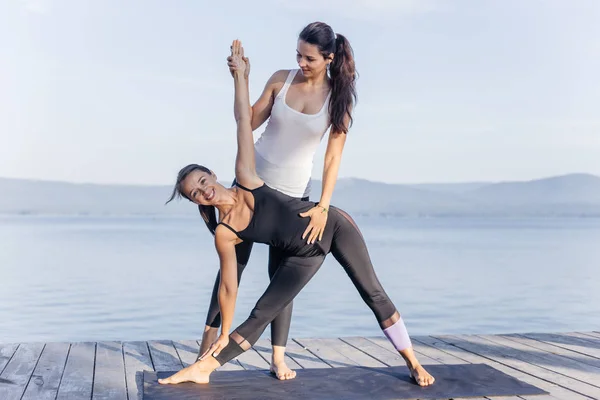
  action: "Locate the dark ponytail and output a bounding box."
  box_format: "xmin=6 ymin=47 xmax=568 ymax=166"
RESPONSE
xmin=329 ymin=33 xmax=357 ymax=134
xmin=299 ymin=22 xmax=357 ymax=134
xmin=165 ymin=163 xmax=219 ymax=235
xmin=198 ymin=204 xmax=218 ymax=236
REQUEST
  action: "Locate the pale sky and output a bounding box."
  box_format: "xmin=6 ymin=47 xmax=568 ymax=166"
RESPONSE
xmin=1 ymin=0 xmax=599 ymax=185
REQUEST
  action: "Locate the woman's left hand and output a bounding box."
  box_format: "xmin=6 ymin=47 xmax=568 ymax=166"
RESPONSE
xmin=228 ymin=40 xmax=247 ymax=76
xmin=199 ymin=334 xmax=230 ymax=360
xmin=299 ymin=205 xmax=328 ymax=244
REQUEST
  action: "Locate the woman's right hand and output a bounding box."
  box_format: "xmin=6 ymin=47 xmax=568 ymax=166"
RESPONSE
xmin=227 ymin=40 xmax=250 ymax=79
xmin=199 ymin=334 xmax=230 ymax=360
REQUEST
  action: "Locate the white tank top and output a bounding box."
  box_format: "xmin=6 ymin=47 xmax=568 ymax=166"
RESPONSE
xmin=254 ymin=69 xmax=332 ymax=198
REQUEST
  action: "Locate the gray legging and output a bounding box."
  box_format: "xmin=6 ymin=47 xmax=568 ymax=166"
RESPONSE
xmin=214 ymin=207 xmax=399 ymax=364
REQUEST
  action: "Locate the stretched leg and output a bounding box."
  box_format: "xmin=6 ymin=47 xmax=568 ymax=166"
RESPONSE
xmin=267 ymin=246 xmax=296 ymax=380
xmin=329 ymin=207 xmax=435 ymax=386
xmin=159 ymin=254 xmax=325 ymax=385
xmin=197 ymin=240 xmax=254 ymax=360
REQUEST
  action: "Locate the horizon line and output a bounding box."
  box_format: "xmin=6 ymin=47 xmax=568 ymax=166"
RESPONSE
xmin=0 ymin=172 xmax=598 ymax=188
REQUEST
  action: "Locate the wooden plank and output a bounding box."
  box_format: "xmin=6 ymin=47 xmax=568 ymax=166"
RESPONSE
xmin=0 ymin=342 xmax=44 ymax=400
xmin=342 ymin=337 xmax=407 ymax=366
xmin=301 ymin=338 xmax=492 ymax=398
xmin=147 ymin=340 xmax=182 ymax=371
xmin=123 ymin=341 xmax=153 ymax=400
xmin=416 ymin=336 xmax=566 ymax=400
xmin=55 ymin=342 xmax=95 ymax=400
xmin=478 ymin=334 xmax=600 ymax=387
xmin=236 ymin=347 xmax=269 ymax=370
xmin=92 ymin=341 xmax=126 ymax=400
xmin=521 ymin=332 xmax=600 ymax=359
xmin=293 ymin=338 xmax=357 ymax=368
xmin=300 ymin=338 xmax=477 ymax=397
xmin=286 ymin=339 xmax=331 ymax=369
xmin=436 ymin=335 xmax=600 ymax=399
xmin=252 ymin=338 xmax=302 ymax=370
xmin=564 ymin=332 xmax=600 ymax=345
xmin=506 ymin=334 xmax=600 ymax=369
xmin=0 ymin=343 xmax=19 ymax=375
xmin=410 ymin=337 xmax=524 ymax=400
xmin=363 ymin=337 xmax=502 ymax=400
xmin=173 ymin=340 xmax=200 ymax=367
xmin=578 ymin=332 xmax=600 ymax=340
xmin=21 ymin=342 xmax=70 ymax=400
xmin=410 ymin=337 xmax=525 ymax=400
xmin=321 ymin=337 xmax=389 ymax=367
xmin=367 ymin=336 xmax=449 ymax=365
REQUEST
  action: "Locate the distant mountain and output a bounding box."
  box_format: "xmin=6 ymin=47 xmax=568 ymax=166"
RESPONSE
xmin=311 ymin=174 xmax=600 ymax=217
xmin=468 ymin=173 xmax=600 ymax=204
xmin=407 ymin=182 xmax=490 ymax=194
xmin=0 ymin=178 xmax=193 ymax=216
xmin=1 ymin=173 xmax=600 ymax=217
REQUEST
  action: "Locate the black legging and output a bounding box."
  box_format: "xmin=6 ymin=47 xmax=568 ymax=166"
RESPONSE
xmin=204 ymin=243 xmax=293 ymax=346
xmin=204 ymin=191 xmax=308 ymax=347
xmin=214 ymin=207 xmax=398 ymax=364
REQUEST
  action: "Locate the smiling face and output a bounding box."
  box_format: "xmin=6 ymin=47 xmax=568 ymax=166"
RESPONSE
xmin=296 ymin=39 xmax=332 ymax=78
xmin=180 ymin=169 xmax=224 ymax=206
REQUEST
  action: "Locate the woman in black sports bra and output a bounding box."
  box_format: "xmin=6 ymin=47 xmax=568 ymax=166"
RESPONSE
xmin=159 ymin=41 xmax=434 ymax=387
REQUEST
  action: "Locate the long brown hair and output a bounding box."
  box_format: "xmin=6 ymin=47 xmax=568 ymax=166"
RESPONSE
xmin=299 ymin=22 xmax=357 ymax=134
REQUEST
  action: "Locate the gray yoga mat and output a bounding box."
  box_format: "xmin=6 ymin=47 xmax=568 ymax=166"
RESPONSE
xmin=143 ymin=363 xmax=548 ymax=399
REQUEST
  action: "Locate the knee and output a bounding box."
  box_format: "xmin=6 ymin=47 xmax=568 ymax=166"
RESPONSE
xmin=367 ymin=290 xmax=389 ymax=306
xmin=366 ymin=291 xmax=395 ymax=319
xmin=207 ymin=313 xmax=222 ymax=328
xmin=248 ymin=306 xmax=270 ymax=325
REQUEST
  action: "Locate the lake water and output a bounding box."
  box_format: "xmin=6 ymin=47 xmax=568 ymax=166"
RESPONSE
xmin=1 ymin=215 xmax=599 ymax=344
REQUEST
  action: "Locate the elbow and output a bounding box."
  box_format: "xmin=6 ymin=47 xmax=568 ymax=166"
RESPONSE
xmin=219 ymin=282 xmax=238 ymax=299
xmin=236 ymin=115 xmax=252 ymax=126
xmin=324 ymin=154 xmax=342 ymax=168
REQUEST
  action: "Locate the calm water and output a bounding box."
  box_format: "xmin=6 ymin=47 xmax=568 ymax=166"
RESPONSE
xmin=1 ymin=215 xmax=599 ymax=344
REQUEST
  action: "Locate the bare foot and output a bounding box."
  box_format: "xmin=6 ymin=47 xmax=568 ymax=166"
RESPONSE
xmin=158 ymin=360 xmax=215 ymax=385
xmin=409 ymin=364 xmax=435 ymax=386
xmin=270 ymin=360 xmax=296 ymax=380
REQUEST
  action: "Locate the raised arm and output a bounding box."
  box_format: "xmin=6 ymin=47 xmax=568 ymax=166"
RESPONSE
xmin=230 ymin=40 xmax=262 ymax=189
xmin=227 ymin=50 xmax=287 ymax=131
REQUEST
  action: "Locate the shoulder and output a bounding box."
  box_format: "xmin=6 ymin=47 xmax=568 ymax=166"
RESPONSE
xmin=270 ymin=69 xmax=292 ymax=82
xmin=214 ymin=224 xmax=239 ymax=249
xmin=266 ymin=69 xmax=292 ymax=88
xmin=265 ymin=69 xmax=294 ymax=98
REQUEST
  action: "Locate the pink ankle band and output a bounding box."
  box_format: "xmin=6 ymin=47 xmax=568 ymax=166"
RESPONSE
xmin=383 ymin=317 xmax=412 ymax=351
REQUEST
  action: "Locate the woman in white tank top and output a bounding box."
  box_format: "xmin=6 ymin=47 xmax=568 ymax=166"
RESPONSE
xmin=198 ymin=22 xmax=357 ymax=380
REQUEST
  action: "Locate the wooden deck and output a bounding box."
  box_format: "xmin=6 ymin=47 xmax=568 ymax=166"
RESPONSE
xmin=1 ymin=331 xmax=600 ymax=399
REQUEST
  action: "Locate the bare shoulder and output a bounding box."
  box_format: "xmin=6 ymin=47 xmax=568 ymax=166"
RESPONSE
xmin=214 ymin=224 xmax=239 ymax=252
xmin=267 ymin=69 xmax=292 ymax=96
xmin=269 ymin=69 xmax=291 ymax=84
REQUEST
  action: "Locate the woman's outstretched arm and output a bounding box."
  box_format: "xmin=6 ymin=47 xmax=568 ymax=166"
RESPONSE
xmin=230 ymin=40 xmax=262 ymax=189
xmin=198 ymin=225 xmax=239 ymax=360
